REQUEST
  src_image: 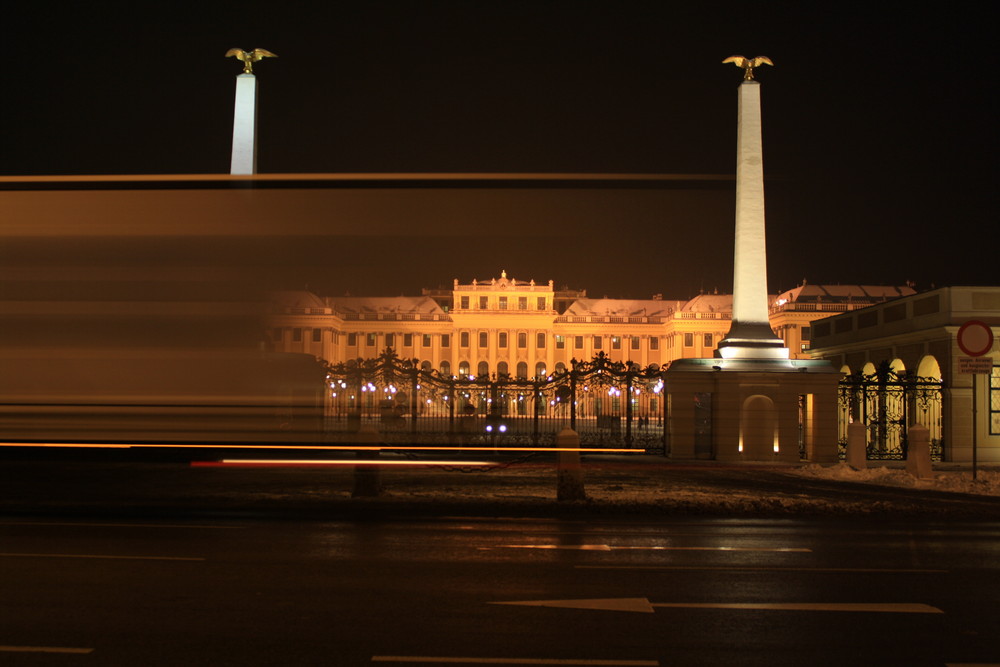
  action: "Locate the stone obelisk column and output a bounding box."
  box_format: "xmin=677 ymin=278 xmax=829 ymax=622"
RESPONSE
xmin=716 ymin=75 xmax=788 ymax=360
xmin=230 ymin=73 xmax=258 ymax=175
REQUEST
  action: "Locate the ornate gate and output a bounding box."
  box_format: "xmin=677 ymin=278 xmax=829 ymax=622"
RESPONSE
xmin=838 ymin=361 xmax=944 ymax=460
xmin=321 ymin=350 xmax=667 ymax=452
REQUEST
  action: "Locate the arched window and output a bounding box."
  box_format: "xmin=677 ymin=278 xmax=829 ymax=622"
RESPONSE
xmin=535 ymin=362 xmax=547 ymax=379
xmin=459 ymin=361 xmax=470 ymax=378
xmin=420 ymin=360 xmax=431 ymax=371
xmin=554 ymin=362 xmax=566 ymax=374
xmin=516 ymin=361 xmax=528 ymax=380
xmin=440 ymin=360 xmax=451 ymax=376
xmin=497 ymin=361 xmax=509 ymax=377
xmin=916 ymin=355 xmax=941 ymax=380
xmin=477 ymin=360 xmax=489 ymax=378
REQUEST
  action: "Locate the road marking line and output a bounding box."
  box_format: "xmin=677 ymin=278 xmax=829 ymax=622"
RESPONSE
xmin=492 ymin=598 xmax=655 ymax=613
xmin=490 ymin=545 xmax=809 ymax=553
xmin=0 ymin=645 xmax=94 ymax=654
xmin=0 ymin=521 xmax=238 ymax=529
xmin=576 ymin=566 xmax=947 ymax=573
xmin=491 ymin=598 xmax=944 ymax=614
xmin=651 ymin=602 xmax=943 ymax=614
xmin=372 ymin=657 xmax=658 ymax=665
xmin=0 ymin=552 xmax=204 ymax=561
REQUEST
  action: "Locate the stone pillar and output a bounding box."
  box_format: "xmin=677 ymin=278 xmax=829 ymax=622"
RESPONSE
xmin=230 ymin=74 xmax=258 ymax=175
xmin=846 ymin=421 xmax=867 ymax=469
xmin=906 ymin=424 xmax=933 ymax=480
xmin=717 ymin=80 xmax=787 ymax=361
xmin=556 ymin=427 xmax=586 ymax=501
xmin=352 ymin=423 xmax=382 ymax=497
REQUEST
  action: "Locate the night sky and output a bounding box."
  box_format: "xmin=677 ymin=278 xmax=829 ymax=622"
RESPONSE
xmin=3 ymin=3 xmax=995 ymax=300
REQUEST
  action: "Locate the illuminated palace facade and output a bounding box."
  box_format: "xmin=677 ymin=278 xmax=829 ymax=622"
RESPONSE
xmin=266 ymin=272 xmax=914 ymax=376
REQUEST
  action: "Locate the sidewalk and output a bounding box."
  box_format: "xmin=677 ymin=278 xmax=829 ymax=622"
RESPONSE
xmin=2 ymin=455 xmax=999 ymax=520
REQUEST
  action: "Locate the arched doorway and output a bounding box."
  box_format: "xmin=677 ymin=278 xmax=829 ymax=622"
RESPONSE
xmin=740 ymin=394 xmax=777 ymax=459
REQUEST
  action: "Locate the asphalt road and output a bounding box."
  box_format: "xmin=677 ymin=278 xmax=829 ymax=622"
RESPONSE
xmin=2 ymin=455 xmax=999 ymax=520
xmin=1 ymin=516 xmax=999 ymax=666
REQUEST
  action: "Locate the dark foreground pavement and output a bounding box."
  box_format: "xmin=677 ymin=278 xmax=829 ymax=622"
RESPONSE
xmin=2 ymin=454 xmax=999 ymax=520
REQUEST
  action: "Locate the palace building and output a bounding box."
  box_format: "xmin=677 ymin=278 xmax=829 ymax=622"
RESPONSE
xmin=266 ymin=272 xmax=915 ymax=377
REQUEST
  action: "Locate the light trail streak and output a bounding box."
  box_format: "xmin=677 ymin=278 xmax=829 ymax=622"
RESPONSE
xmin=200 ymin=459 xmax=493 ymax=468
xmin=0 ymin=442 xmax=638 ymax=454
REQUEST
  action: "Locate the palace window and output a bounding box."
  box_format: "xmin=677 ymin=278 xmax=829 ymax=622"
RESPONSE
xmin=499 ymin=332 xmax=508 ymax=348
xmin=536 ymin=332 xmax=546 ymax=348
xmin=593 ymin=336 xmax=602 ymax=350
xmin=537 ymin=297 xmax=546 ymax=310
xmin=498 ymin=296 xmax=508 ymax=310
xmin=611 ymin=336 xmax=621 ymax=350
xmin=575 ymin=336 xmax=584 ymax=350
xmin=441 ymin=334 xmax=450 ymax=347
xmin=518 ymin=296 xmax=527 ymax=310
xmin=518 ymin=332 xmax=527 ymax=348
xmin=631 ymin=336 xmax=640 ymax=350
xmin=555 ymin=335 xmax=565 ymax=349
xmin=293 ymin=328 xmax=302 ymax=342
xmin=684 ymin=333 xmax=694 ymax=347
xmin=460 ymin=296 xmax=470 ymax=309
xmin=348 ymin=333 xmax=358 ymax=346
xmin=403 ymin=333 xmax=413 ymax=347
xmin=422 ymin=334 xmax=432 ymax=347
xmin=497 ymin=361 xmax=509 ymax=376
xmin=460 ymin=331 xmax=470 ymax=347
xmin=312 ymin=329 xmax=322 ymax=342
xmin=384 ymin=333 xmax=394 ymax=347
xmin=703 ymin=333 xmax=713 ymax=348
xmin=479 ymin=296 xmax=488 ymax=309
xmin=366 ymin=333 xmax=376 ymax=347
xmin=478 ymin=361 xmax=489 ymax=378
xmin=649 ymin=337 xmax=659 ymax=350
xmin=479 ymin=331 xmax=488 ymax=348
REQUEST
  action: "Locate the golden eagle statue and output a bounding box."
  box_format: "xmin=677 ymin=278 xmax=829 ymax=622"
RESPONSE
xmin=722 ymin=55 xmax=773 ymax=81
xmin=226 ymin=48 xmax=277 ymax=74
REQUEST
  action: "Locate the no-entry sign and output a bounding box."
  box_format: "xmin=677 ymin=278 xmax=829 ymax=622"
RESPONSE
xmin=957 ymin=320 xmax=994 ymax=358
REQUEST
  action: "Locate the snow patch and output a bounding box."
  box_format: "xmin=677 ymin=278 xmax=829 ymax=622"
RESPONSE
xmin=791 ymin=463 xmax=1000 ymax=497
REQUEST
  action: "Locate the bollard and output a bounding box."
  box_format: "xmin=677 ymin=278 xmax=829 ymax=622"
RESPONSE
xmin=556 ymin=427 xmax=586 ymax=502
xmin=352 ymin=423 xmax=383 ymax=498
xmin=846 ymin=422 xmax=867 ymax=469
xmin=906 ymin=424 xmax=933 ymax=480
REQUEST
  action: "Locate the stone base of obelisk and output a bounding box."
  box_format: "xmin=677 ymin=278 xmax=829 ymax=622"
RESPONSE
xmin=664 ymin=357 xmax=840 ymax=463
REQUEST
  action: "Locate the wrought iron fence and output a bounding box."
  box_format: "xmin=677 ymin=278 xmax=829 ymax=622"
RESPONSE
xmin=838 ymin=361 xmax=944 ymax=460
xmin=321 ymin=349 xmax=667 ymax=453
